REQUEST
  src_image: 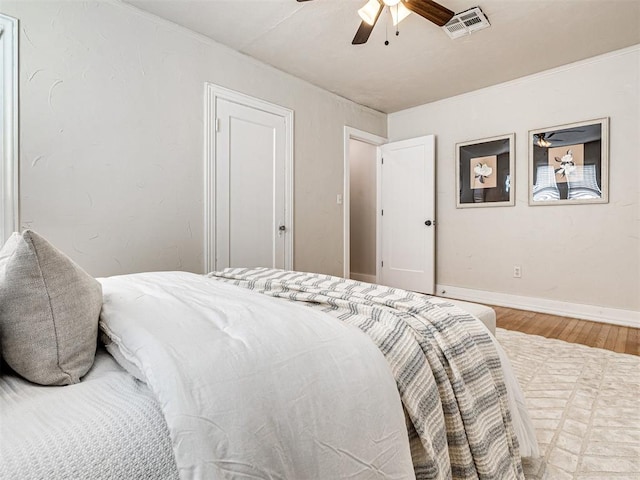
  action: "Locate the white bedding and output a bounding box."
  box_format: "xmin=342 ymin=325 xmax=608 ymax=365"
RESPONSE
xmin=99 ymin=271 xmax=416 ymax=479
xmin=0 ymin=349 xmax=178 ymax=479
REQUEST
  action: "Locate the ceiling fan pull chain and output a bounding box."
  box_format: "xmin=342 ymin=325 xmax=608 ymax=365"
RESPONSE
xmin=384 ymin=10 xmax=389 ymax=45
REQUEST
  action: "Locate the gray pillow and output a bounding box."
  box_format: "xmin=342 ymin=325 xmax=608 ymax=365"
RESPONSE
xmin=0 ymin=230 xmax=102 ymax=385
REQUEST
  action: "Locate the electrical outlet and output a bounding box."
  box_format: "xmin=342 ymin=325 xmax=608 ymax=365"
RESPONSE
xmin=513 ymin=265 xmax=522 ymax=278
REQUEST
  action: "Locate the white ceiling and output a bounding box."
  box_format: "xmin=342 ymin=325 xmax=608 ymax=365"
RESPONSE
xmin=124 ymin=0 xmax=640 ymax=113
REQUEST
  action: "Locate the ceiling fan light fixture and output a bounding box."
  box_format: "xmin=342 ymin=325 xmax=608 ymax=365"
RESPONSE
xmin=391 ymin=2 xmax=411 ymax=25
xmin=382 ymin=0 xmax=401 ymax=6
xmin=358 ymin=0 xmax=382 ymax=25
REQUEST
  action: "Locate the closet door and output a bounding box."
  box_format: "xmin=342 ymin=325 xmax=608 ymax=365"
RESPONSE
xmin=379 ymin=135 xmax=435 ymax=294
xmin=214 ymin=98 xmax=287 ymax=270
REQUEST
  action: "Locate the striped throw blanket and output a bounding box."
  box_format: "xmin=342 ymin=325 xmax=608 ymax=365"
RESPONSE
xmin=208 ymin=268 xmax=524 ymax=480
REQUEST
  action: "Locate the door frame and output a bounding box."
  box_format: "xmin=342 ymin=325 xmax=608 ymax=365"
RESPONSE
xmin=343 ymin=126 xmax=386 ymax=281
xmin=1 ymin=14 xmax=19 ymax=243
xmin=204 ymin=83 xmax=294 ymax=273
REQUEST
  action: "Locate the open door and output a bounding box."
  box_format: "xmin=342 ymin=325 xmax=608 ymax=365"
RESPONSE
xmin=379 ymin=135 xmax=435 ymax=294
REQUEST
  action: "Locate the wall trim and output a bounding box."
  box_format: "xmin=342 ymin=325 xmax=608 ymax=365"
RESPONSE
xmin=204 ymin=83 xmax=294 ymax=273
xmin=436 ymin=284 xmax=640 ymax=328
xmin=343 ymin=126 xmax=386 ymax=281
xmin=0 ymin=14 xmax=19 ymax=243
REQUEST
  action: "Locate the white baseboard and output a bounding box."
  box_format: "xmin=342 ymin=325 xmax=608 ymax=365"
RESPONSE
xmin=436 ymin=284 xmax=640 ymax=328
xmin=350 ymin=272 xmax=377 ymax=284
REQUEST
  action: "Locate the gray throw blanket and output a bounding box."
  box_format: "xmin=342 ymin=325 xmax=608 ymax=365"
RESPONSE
xmin=208 ymin=268 xmax=524 ymax=480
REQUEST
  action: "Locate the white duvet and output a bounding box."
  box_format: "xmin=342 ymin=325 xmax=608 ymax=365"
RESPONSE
xmin=99 ymin=271 xmax=538 ymax=480
xmin=100 ymin=272 xmax=416 ymax=479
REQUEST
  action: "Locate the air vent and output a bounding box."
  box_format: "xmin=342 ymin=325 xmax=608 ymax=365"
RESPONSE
xmin=442 ymin=7 xmax=490 ymax=39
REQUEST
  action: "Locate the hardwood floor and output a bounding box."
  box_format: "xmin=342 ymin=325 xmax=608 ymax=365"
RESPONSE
xmin=493 ymin=305 xmax=639 ymax=356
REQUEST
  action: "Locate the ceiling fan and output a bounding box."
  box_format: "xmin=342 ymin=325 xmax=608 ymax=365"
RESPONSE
xmin=297 ymin=0 xmax=455 ymax=45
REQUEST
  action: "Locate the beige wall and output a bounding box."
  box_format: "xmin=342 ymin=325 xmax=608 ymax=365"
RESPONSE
xmin=3 ymin=0 xmax=386 ymax=277
xmin=349 ymin=139 xmax=377 ymax=277
xmin=388 ymin=46 xmax=639 ymax=312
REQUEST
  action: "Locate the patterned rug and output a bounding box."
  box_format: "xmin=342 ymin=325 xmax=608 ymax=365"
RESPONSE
xmin=496 ymin=328 xmax=640 ymax=479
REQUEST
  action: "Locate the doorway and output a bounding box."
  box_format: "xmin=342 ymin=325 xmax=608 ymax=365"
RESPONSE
xmin=343 ymin=127 xmax=386 ymax=282
xmin=205 ymin=84 xmax=293 ymax=273
xmin=348 ymin=139 xmax=378 ymax=283
xmin=344 ymin=129 xmax=436 ymax=294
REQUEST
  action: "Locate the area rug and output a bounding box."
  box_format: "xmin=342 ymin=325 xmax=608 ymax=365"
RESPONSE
xmin=497 ymin=328 xmax=640 ymax=479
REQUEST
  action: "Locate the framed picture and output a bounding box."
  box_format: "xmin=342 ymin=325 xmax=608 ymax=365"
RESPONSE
xmin=529 ymin=117 xmax=609 ymax=205
xmin=456 ymin=133 xmax=515 ymax=208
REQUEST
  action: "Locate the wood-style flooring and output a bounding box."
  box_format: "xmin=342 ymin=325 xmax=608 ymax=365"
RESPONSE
xmin=493 ymin=305 xmax=639 ymax=356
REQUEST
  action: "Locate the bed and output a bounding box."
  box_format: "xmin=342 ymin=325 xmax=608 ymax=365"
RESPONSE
xmin=0 ymin=231 xmax=539 ymax=479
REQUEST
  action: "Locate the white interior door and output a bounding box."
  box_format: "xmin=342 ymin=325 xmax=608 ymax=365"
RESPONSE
xmin=215 ymin=97 xmax=287 ymax=270
xmin=379 ymin=135 xmax=435 ymax=294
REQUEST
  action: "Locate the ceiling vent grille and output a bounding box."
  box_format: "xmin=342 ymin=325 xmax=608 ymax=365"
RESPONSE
xmin=442 ymin=7 xmax=490 ymax=39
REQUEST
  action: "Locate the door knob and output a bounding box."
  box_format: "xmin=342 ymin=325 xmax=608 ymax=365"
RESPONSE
xmin=424 ymin=220 xmax=432 ymax=226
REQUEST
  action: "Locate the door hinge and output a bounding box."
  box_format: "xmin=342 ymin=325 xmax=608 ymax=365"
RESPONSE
xmin=381 ymin=261 xmax=384 ymax=267
xmin=381 ymin=157 xmax=384 ymax=165
xmin=381 ymin=209 xmax=384 ymax=216
xmin=216 ymin=118 xmax=221 ymax=132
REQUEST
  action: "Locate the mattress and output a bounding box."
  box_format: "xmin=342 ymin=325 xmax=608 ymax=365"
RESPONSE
xmin=0 ymin=348 xmax=178 ymax=480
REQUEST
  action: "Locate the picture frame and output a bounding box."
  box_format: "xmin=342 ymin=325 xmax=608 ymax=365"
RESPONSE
xmin=529 ymin=117 xmax=609 ymax=205
xmin=456 ymin=133 xmax=515 ymax=208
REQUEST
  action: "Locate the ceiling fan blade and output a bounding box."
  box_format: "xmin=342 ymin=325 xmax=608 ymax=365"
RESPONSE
xmin=296 ymin=0 xmax=314 ymax=2
xmin=402 ymin=0 xmax=454 ymax=26
xmin=352 ymin=1 xmax=383 ymax=44
xmin=352 ymin=21 xmax=375 ymax=44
